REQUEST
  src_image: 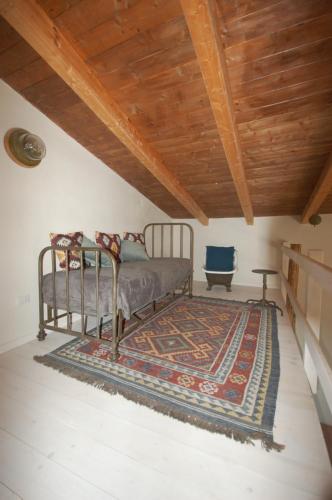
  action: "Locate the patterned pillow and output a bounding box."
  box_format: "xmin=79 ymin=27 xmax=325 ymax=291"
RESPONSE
xmin=95 ymin=232 xmax=121 ymax=263
xmin=49 ymin=232 xmax=83 ymax=270
xmin=123 ymin=232 xmax=145 ymax=245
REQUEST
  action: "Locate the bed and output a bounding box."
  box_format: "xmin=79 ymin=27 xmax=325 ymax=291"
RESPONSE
xmin=38 ymin=223 xmax=193 ymax=360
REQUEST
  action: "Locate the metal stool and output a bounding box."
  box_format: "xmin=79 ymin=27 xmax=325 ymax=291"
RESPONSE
xmin=246 ymin=269 xmax=283 ymax=315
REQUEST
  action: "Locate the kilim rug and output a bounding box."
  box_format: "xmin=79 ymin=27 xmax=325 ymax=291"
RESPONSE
xmin=34 ymin=296 xmax=284 ymax=451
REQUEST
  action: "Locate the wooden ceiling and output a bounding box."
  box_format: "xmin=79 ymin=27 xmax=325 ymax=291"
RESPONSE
xmin=1 ymin=0 xmax=332 ymax=222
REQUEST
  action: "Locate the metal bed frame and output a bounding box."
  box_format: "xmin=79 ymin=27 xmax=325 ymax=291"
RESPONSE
xmin=38 ymin=223 xmax=194 ymax=360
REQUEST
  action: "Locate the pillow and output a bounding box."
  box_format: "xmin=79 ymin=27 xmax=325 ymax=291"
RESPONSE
xmin=82 ymin=235 xmax=112 ymax=267
xmin=123 ymin=232 xmax=145 ymax=245
xmin=206 ymin=246 xmax=235 ymax=272
xmin=49 ymin=232 xmax=83 ymax=270
xmin=95 ymin=232 xmax=121 ymax=263
xmin=120 ymin=239 xmax=149 ymax=262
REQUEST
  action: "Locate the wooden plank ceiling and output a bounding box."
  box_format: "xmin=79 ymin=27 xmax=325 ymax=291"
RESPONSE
xmin=1 ymin=0 xmax=332 ymax=220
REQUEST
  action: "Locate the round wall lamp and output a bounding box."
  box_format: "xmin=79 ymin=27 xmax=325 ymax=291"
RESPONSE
xmin=4 ymin=128 xmax=46 ymax=168
xmin=308 ymin=214 xmax=322 ymax=227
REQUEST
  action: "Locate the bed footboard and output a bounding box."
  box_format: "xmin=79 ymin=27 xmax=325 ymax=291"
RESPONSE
xmin=143 ymin=222 xmax=194 ymax=297
xmin=38 ymin=246 xmax=121 ymax=361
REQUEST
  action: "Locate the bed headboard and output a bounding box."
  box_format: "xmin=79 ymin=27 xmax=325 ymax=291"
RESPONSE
xmin=143 ymin=223 xmax=193 ymax=263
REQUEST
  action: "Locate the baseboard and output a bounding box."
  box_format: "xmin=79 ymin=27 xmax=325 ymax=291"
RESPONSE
xmin=233 ymin=281 xmax=280 ymax=289
xmin=0 ymin=332 xmax=36 ymax=355
xmin=193 ymin=279 xmax=281 ymax=290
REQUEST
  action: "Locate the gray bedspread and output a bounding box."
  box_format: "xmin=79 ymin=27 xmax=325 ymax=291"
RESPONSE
xmin=42 ymin=258 xmax=191 ymax=320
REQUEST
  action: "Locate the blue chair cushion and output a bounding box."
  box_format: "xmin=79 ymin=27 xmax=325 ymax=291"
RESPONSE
xmin=206 ymin=246 xmax=235 ymax=272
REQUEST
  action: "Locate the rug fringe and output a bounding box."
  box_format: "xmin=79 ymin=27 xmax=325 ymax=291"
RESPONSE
xmin=34 ymin=354 xmax=285 ymax=452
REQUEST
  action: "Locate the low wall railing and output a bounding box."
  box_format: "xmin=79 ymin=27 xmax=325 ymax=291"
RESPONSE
xmin=280 ymin=245 xmax=332 ymax=413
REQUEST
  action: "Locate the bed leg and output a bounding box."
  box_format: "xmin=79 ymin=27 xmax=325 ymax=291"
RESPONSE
xmin=189 ymin=274 xmax=193 ymax=298
xmin=47 ymin=305 xmax=52 ymax=321
xmin=111 ymin=353 xmax=118 ymax=362
xmin=111 ymin=347 xmax=120 ymax=361
xmin=37 ymin=328 xmax=46 ymax=341
xmin=111 ymin=310 xmax=122 ymax=362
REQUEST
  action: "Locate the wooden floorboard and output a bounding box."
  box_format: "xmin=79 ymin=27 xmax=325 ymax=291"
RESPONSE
xmin=0 ymin=284 xmax=331 ymax=500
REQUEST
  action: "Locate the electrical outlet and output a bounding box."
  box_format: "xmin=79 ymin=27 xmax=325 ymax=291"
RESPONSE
xmin=16 ymin=294 xmax=31 ymax=307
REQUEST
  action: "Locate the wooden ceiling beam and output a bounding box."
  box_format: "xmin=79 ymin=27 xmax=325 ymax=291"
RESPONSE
xmin=301 ymin=152 xmax=332 ymax=223
xmin=180 ymin=0 xmax=254 ymax=224
xmin=0 ymin=0 xmax=209 ymax=225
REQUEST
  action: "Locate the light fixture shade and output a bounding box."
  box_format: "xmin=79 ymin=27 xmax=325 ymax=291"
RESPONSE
xmin=4 ymin=128 xmax=46 ymax=167
xmin=308 ymin=214 xmax=322 ymax=226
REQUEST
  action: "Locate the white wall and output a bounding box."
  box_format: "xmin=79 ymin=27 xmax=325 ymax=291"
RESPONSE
xmin=181 ymin=216 xmax=332 ymax=287
xmin=0 ymin=80 xmax=169 ymax=353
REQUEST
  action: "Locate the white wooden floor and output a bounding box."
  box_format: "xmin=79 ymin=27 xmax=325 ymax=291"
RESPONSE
xmin=0 ymin=283 xmax=331 ymax=500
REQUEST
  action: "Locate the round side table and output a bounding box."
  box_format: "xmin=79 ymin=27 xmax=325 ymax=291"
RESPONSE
xmin=246 ymin=269 xmax=283 ymax=315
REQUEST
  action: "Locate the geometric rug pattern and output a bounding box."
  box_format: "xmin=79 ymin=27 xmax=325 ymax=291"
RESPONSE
xmin=35 ymin=296 xmax=284 ymax=451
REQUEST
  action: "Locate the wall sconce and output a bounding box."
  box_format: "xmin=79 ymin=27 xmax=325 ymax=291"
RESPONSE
xmin=308 ymin=214 xmax=322 ymax=227
xmin=4 ymin=128 xmax=46 ymax=167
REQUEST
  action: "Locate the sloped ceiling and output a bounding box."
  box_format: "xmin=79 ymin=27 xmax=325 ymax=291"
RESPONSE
xmin=1 ymin=0 xmax=332 ymax=221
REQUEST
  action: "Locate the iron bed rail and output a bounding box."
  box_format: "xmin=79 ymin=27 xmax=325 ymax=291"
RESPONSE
xmin=38 ymin=223 xmax=194 ymax=361
xmin=132 ymin=223 xmax=195 ymax=331
xmin=143 ymin=222 xmax=194 ymax=296
xmin=38 ymin=245 xmax=120 ymax=360
xmin=143 ymin=222 xmax=193 ymax=259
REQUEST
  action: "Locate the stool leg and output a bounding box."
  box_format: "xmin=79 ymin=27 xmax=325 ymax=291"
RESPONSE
xmin=262 ymin=273 xmax=267 ymax=301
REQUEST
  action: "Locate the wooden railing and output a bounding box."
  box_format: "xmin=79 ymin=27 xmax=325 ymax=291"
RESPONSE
xmin=280 ymin=245 xmax=332 ymax=413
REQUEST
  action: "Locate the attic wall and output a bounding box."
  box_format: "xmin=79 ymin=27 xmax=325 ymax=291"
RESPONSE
xmin=0 ymin=80 xmax=169 ymax=353
xmin=184 ymin=215 xmax=332 ymax=286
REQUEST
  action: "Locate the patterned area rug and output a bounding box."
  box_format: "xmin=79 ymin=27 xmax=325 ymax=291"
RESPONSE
xmin=35 ymin=296 xmax=284 ymax=451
